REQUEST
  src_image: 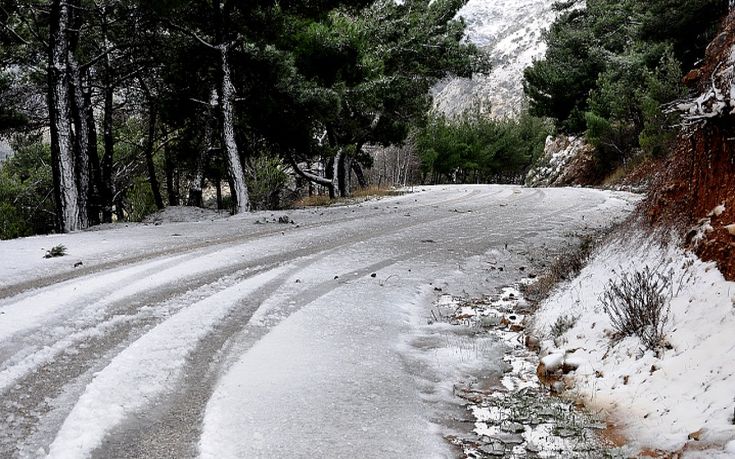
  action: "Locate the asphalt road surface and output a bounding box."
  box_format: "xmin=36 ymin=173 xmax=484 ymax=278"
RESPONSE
xmin=0 ymin=185 xmax=636 ymax=458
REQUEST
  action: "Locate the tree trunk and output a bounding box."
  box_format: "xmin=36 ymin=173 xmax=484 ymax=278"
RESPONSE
xmin=99 ymin=10 xmax=114 ymax=223
xmin=143 ymin=100 xmax=164 ymax=209
xmin=114 ymin=195 xmax=125 ymax=221
xmin=69 ymin=56 xmax=90 ymax=228
xmin=84 ymin=79 xmax=101 ymax=226
xmin=345 ymin=156 xmax=353 ymax=193
xmin=226 ymin=175 xmax=236 ymax=211
xmin=190 ymin=88 xmax=217 ymax=207
xmin=101 ymin=79 xmax=114 ymax=223
xmin=48 ymin=0 xmax=81 ymax=232
xmin=338 ymin=153 xmax=350 ymax=198
xmin=218 ymin=45 xmax=249 ymax=212
xmin=331 ymin=149 xmax=343 ymax=198
xmin=187 ymin=150 xmax=205 ymax=207
xmin=164 ymin=143 xmax=178 ymax=206
xmin=187 ymin=125 xmax=209 ymax=207
xmin=288 ymin=155 xmax=335 ymax=197
xmin=353 ymin=161 xmax=368 ymax=188
xmin=215 ymin=175 xmax=223 ymax=210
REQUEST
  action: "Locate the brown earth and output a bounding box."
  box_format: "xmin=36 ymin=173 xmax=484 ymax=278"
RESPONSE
xmin=643 ymin=10 xmax=735 ymax=280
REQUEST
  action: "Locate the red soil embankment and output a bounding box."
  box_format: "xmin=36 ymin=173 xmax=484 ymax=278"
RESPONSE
xmin=645 ymin=10 xmax=735 ymax=280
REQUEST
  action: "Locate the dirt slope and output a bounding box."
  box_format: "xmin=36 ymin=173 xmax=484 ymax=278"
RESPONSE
xmin=645 ymin=9 xmax=735 ymax=280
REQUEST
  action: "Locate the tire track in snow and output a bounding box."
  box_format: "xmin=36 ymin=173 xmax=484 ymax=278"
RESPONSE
xmin=0 ymin=189 xmax=510 ymax=457
xmin=93 ymin=255 xmax=414 ymax=459
xmin=44 ymin=266 xmax=292 ymax=459
xmin=0 ymin=270 xmax=258 ymax=459
xmin=0 ymin=187 xmax=491 ymax=300
xmin=92 ymin=189 xmax=588 ymax=458
xmin=0 ymin=186 xmax=630 ymax=458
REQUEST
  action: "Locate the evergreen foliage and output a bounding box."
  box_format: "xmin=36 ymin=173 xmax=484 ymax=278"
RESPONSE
xmin=524 ymin=0 xmax=727 ymax=170
xmin=0 ymin=139 xmax=55 ymax=239
xmin=415 ymin=111 xmax=551 ymax=184
xmin=0 ymin=0 xmax=485 ymax=235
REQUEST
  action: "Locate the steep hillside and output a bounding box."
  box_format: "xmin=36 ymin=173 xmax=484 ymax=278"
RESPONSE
xmin=529 ymin=9 xmax=735 ymax=457
xmin=646 ymin=8 xmax=735 ymax=280
xmin=433 ymin=0 xmax=556 ymax=118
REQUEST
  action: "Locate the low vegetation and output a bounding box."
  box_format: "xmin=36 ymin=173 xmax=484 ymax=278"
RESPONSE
xmin=415 ymin=111 xmax=551 ymax=184
xmin=0 ymin=140 xmax=55 ymax=240
xmin=600 ymin=266 xmax=673 ymax=351
xmin=44 ymin=244 xmax=67 ymax=259
xmin=523 ymin=235 xmax=598 ymax=303
xmin=291 ymin=185 xmax=401 ymax=208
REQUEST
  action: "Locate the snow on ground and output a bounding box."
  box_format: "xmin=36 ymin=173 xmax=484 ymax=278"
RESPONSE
xmin=0 ymin=186 xmax=640 ymax=458
xmin=47 ymin=267 xmax=289 ymax=458
xmin=532 ymin=232 xmax=735 ymax=457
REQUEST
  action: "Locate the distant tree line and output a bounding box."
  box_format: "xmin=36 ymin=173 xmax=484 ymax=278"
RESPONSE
xmin=0 ymin=0 xmax=488 ymax=237
xmin=415 ymin=111 xmax=551 ymax=184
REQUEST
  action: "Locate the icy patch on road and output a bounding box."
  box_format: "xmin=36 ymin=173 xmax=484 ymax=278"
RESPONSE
xmin=200 ymin=279 xmax=450 ymax=459
xmin=46 ymin=267 xmax=288 ymax=459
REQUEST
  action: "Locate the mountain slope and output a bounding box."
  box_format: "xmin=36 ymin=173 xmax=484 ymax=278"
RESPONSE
xmin=434 ymin=0 xmax=557 ymax=118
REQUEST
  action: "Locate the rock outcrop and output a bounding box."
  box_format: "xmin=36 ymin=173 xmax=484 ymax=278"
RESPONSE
xmin=525 ymin=136 xmax=597 ymax=188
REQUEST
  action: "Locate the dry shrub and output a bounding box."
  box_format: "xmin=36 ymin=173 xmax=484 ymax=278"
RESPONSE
xmin=350 ymin=185 xmax=403 ymax=198
xmin=523 ymin=236 xmax=596 ymax=302
xmin=292 ymin=195 xmax=333 ymax=208
xmin=550 ymin=314 xmax=578 ymax=339
xmin=291 ymin=186 xmax=402 ymax=208
xmin=600 ymin=266 xmax=672 ymax=350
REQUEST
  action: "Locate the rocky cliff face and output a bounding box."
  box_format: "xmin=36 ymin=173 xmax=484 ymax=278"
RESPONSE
xmin=646 ymin=9 xmax=735 ymax=280
xmin=525 ymin=136 xmax=597 ymax=187
xmin=433 ymin=0 xmax=557 ymax=119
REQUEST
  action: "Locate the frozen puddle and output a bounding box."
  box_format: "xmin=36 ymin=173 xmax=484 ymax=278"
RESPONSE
xmin=423 ymin=287 xmax=623 ymax=458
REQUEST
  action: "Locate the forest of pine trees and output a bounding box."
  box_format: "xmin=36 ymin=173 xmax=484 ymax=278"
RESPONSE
xmin=0 ymin=0 xmax=487 ymax=237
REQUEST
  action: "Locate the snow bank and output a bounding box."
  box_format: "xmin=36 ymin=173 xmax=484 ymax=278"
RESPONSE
xmin=533 ymin=233 xmax=735 ymax=456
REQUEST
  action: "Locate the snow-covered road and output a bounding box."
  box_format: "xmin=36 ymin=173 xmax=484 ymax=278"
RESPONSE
xmin=0 ymin=186 xmax=637 ymax=458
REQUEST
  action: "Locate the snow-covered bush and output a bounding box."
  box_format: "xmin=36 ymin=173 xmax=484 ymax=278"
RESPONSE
xmin=600 ymin=266 xmax=672 ymax=350
xmin=550 ymin=314 xmax=577 ymax=339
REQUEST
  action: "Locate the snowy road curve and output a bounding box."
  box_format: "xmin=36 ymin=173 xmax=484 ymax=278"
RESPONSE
xmin=0 ymin=186 xmax=637 ymax=458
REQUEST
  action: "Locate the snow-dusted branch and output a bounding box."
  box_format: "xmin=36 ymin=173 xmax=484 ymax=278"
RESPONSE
xmin=676 ymin=58 xmax=735 ymax=125
xmin=288 ymin=156 xmax=333 ymax=188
